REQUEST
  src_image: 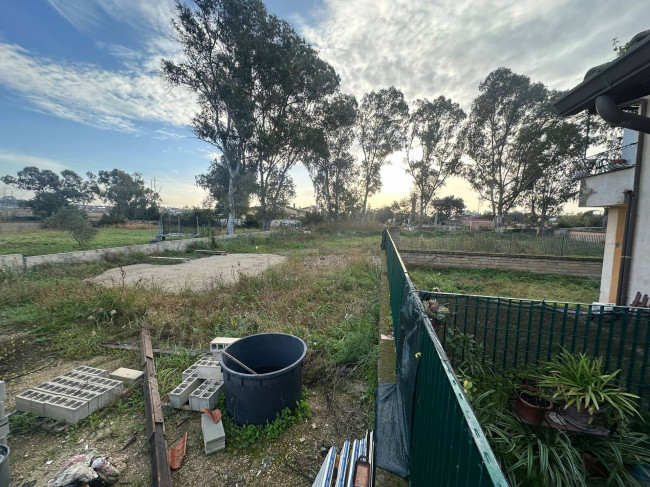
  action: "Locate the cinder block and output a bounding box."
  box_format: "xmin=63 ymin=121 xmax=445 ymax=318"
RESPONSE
xmin=59 ymin=372 xmax=123 ymax=399
xmin=196 ymin=359 xmax=222 ymax=381
xmin=0 ymin=419 xmax=8 ymax=438
xmin=0 ymin=401 xmax=4 ymax=420
xmin=0 ymin=436 xmax=6 ymax=446
xmin=210 ymin=337 xmax=239 ymax=361
xmin=72 ymin=366 xmax=109 ymax=378
xmin=181 ymin=364 xmax=198 ymax=381
xmin=109 ymin=367 xmax=144 ymax=386
xmin=201 ymin=413 xmax=225 ymax=453
xmin=15 ymin=389 xmax=49 ymax=416
xmin=0 ymin=381 xmax=5 ymax=402
xmin=169 ymin=376 xmax=202 ymax=409
xmin=44 ymin=394 xmax=90 ymax=424
xmin=48 ymin=376 xmax=117 ymax=408
xmin=34 ymin=381 xmax=104 ymax=412
xmin=181 ymin=356 xmax=212 ymax=380
xmin=189 ymin=380 xmax=223 ymax=411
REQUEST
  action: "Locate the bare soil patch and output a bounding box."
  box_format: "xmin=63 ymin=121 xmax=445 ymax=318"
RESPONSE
xmin=87 ymin=253 xmax=287 ymax=292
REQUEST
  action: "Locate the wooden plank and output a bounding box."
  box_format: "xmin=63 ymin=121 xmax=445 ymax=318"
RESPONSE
xmin=98 ymin=342 xmax=209 ymax=355
xmin=140 ymin=329 xmax=172 ymax=487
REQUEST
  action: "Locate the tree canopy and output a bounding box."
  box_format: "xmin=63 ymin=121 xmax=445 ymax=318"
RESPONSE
xmin=0 ymin=166 xmax=96 ymax=218
xmin=163 ymin=0 xmax=339 ymax=232
xmin=356 ymin=86 xmax=409 ymax=216
xmin=404 ymin=96 xmax=465 ymax=227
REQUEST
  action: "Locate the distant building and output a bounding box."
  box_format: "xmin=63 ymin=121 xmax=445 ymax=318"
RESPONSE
xmin=461 ymin=218 xmax=494 ymax=230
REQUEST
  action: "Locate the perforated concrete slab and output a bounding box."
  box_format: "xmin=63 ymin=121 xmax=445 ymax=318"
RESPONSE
xmin=87 ymin=253 xmax=287 ymax=292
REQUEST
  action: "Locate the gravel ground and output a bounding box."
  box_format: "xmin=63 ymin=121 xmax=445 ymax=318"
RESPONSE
xmin=87 ymin=253 xmax=287 ymax=292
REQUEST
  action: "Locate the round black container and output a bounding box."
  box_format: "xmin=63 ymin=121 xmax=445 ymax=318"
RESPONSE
xmin=221 ymin=333 xmax=307 ymax=425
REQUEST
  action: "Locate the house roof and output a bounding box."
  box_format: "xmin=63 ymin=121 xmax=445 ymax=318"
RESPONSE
xmin=554 ymin=30 xmax=650 ymax=116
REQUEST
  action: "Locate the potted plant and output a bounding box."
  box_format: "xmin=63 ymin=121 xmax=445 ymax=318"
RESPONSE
xmin=513 ymin=385 xmax=553 ymax=426
xmin=422 ymin=298 xmax=449 ymax=328
xmin=538 ymin=349 xmax=641 ymax=426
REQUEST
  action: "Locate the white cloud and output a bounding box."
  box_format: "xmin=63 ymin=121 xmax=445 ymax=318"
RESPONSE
xmin=0 ymin=43 xmax=196 ymax=132
xmin=299 ymin=0 xmax=648 ymax=210
xmin=300 ymin=0 xmax=649 ymax=108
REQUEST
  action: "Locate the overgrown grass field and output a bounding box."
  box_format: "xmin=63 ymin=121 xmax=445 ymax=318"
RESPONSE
xmin=0 ymin=227 xmax=160 ymax=256
xmin=409 ymin=267 xmax=600 ymax=303
xmin=1 ymin=230 xmax=382 ymax=485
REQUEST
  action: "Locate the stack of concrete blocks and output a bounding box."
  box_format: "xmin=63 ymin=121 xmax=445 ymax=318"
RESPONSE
xmin=169 ymin=356 xmax=223 ymax=411
xmin=15 ymin=366 xmax=123 ymax=424
xmin=0 ymin=381 xmax=7 ymax=445
xmin=201 ymin=412 xmax=226 ymax=453
xmin=210 ymin=337 xmax=239 ymax=361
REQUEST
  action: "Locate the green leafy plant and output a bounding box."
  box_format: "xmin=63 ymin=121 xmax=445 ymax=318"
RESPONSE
xmin=444 ymin=325 xmax=490 ymax=376
xmin=217 ymin=396 xmax=311 ymax=449
xmin=472 ymin=390 xmax=586 ymax=487
xmin=538 ymin=349 xmax=641 ymax=422
xmin=572 ymin=432 xmax=650 ymax=487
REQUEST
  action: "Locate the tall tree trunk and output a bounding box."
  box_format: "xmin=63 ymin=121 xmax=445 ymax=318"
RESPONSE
xmin=494 ymin=202 xmax=503 ymax=233
xmin=418 ymin=193 xmax=424 ymax=229
xmin=226 ymin=160 xmax=237 ymax=235
xmin=361 ymin=185 xmax=370 ymax=219
xmin=537 ymin=206 xmax=548 ymax=236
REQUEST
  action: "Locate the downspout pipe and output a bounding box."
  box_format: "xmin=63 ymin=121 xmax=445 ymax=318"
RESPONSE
xmin=598 ymin=97 xmax=648 ymax=305
xmin=596 ymin=96 xmax=650 ymax=134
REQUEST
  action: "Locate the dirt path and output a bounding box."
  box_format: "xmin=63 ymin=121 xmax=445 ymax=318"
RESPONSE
xmin=87 ymin=253 xmax=287 ymax=292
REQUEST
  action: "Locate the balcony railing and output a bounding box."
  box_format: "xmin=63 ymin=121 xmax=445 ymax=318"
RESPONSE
xmin=575 ymin=142 xmax=637 ymax=178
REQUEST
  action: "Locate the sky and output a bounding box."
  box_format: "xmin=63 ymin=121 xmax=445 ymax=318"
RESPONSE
xmin=0 ymin=0 xmax=647 ymax=212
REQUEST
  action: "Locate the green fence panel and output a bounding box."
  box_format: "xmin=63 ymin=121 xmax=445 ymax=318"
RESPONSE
xmin=411 ymin=322 xmax=508 ymax=487
xmin=399 ymin=231 xmax=605 ymax=258
xmin=427 ymin=292 xmax=650 ymax=411
xmin=383 ymin=230 xmax=509 ymax=486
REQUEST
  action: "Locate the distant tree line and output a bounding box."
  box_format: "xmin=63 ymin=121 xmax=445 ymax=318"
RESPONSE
xmin=1 ymin=167 xmax=161 ymax=222
xmin=163 ymin=0 xmax=619 ymax=235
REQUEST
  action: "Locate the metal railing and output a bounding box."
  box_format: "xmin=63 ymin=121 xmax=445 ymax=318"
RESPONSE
xmin=383 ymin=230 xmax=508 ymax=486
xmin=425 ymin=292 xmax=650 ymax=411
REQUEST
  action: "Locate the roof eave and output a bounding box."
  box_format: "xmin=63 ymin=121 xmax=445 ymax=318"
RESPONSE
xmin=553 ymin=38 xmax=650 ymax=116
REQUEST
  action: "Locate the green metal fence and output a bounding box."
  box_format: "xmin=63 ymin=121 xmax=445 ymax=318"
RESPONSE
xmin=400 ymin=231 xmax=605 ymax=257
xmin=383 ymin=230 xmax=509 ymax=486
xmin=424 ymin=292 xmax=650 ymax=411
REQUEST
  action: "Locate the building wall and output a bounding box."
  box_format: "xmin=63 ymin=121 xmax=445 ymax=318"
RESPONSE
xmin=399 ymin=249 xmax=602 ymax=279
xmin=627 ymin=96 xmax=650 ymax=302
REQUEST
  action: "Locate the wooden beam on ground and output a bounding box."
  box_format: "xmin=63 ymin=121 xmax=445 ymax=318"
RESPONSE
xmin=141 ymin=329 xmax=173 ymax=487
xmin=99 ymin=342 xmax=209 ymax=355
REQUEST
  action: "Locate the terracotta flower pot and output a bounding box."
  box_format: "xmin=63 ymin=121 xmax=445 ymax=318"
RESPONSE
xmin=513 ymin=385 xmax=553 ymax=425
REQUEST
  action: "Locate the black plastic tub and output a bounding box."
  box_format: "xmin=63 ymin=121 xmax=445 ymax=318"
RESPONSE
xmin=221 ymin=333 xmax=307 ymax=425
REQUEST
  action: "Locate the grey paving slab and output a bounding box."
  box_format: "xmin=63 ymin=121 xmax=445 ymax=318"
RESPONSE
xmin=201 ymin=413 xmax=226 ymax=454
xmin=109 ymin=367 xmax=144 ymax=386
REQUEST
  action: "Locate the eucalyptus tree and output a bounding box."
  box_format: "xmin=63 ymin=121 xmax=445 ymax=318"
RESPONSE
xmin=163 ymin=0 xmax=270 ymax=234
xmin=523 ymin=99 xmax=615 ymax=234
xmin=251 ymin=16 xmax=339 ymax=230
xmin=404 ymin=96 xmax=465 ymax=228
xmin=356 ymin=87 xmax=409 ymax=217
xmin=306 ymin=93 xmax=359 ymax=221
xmin=462 ymin=68 xmax=548 ymax=232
